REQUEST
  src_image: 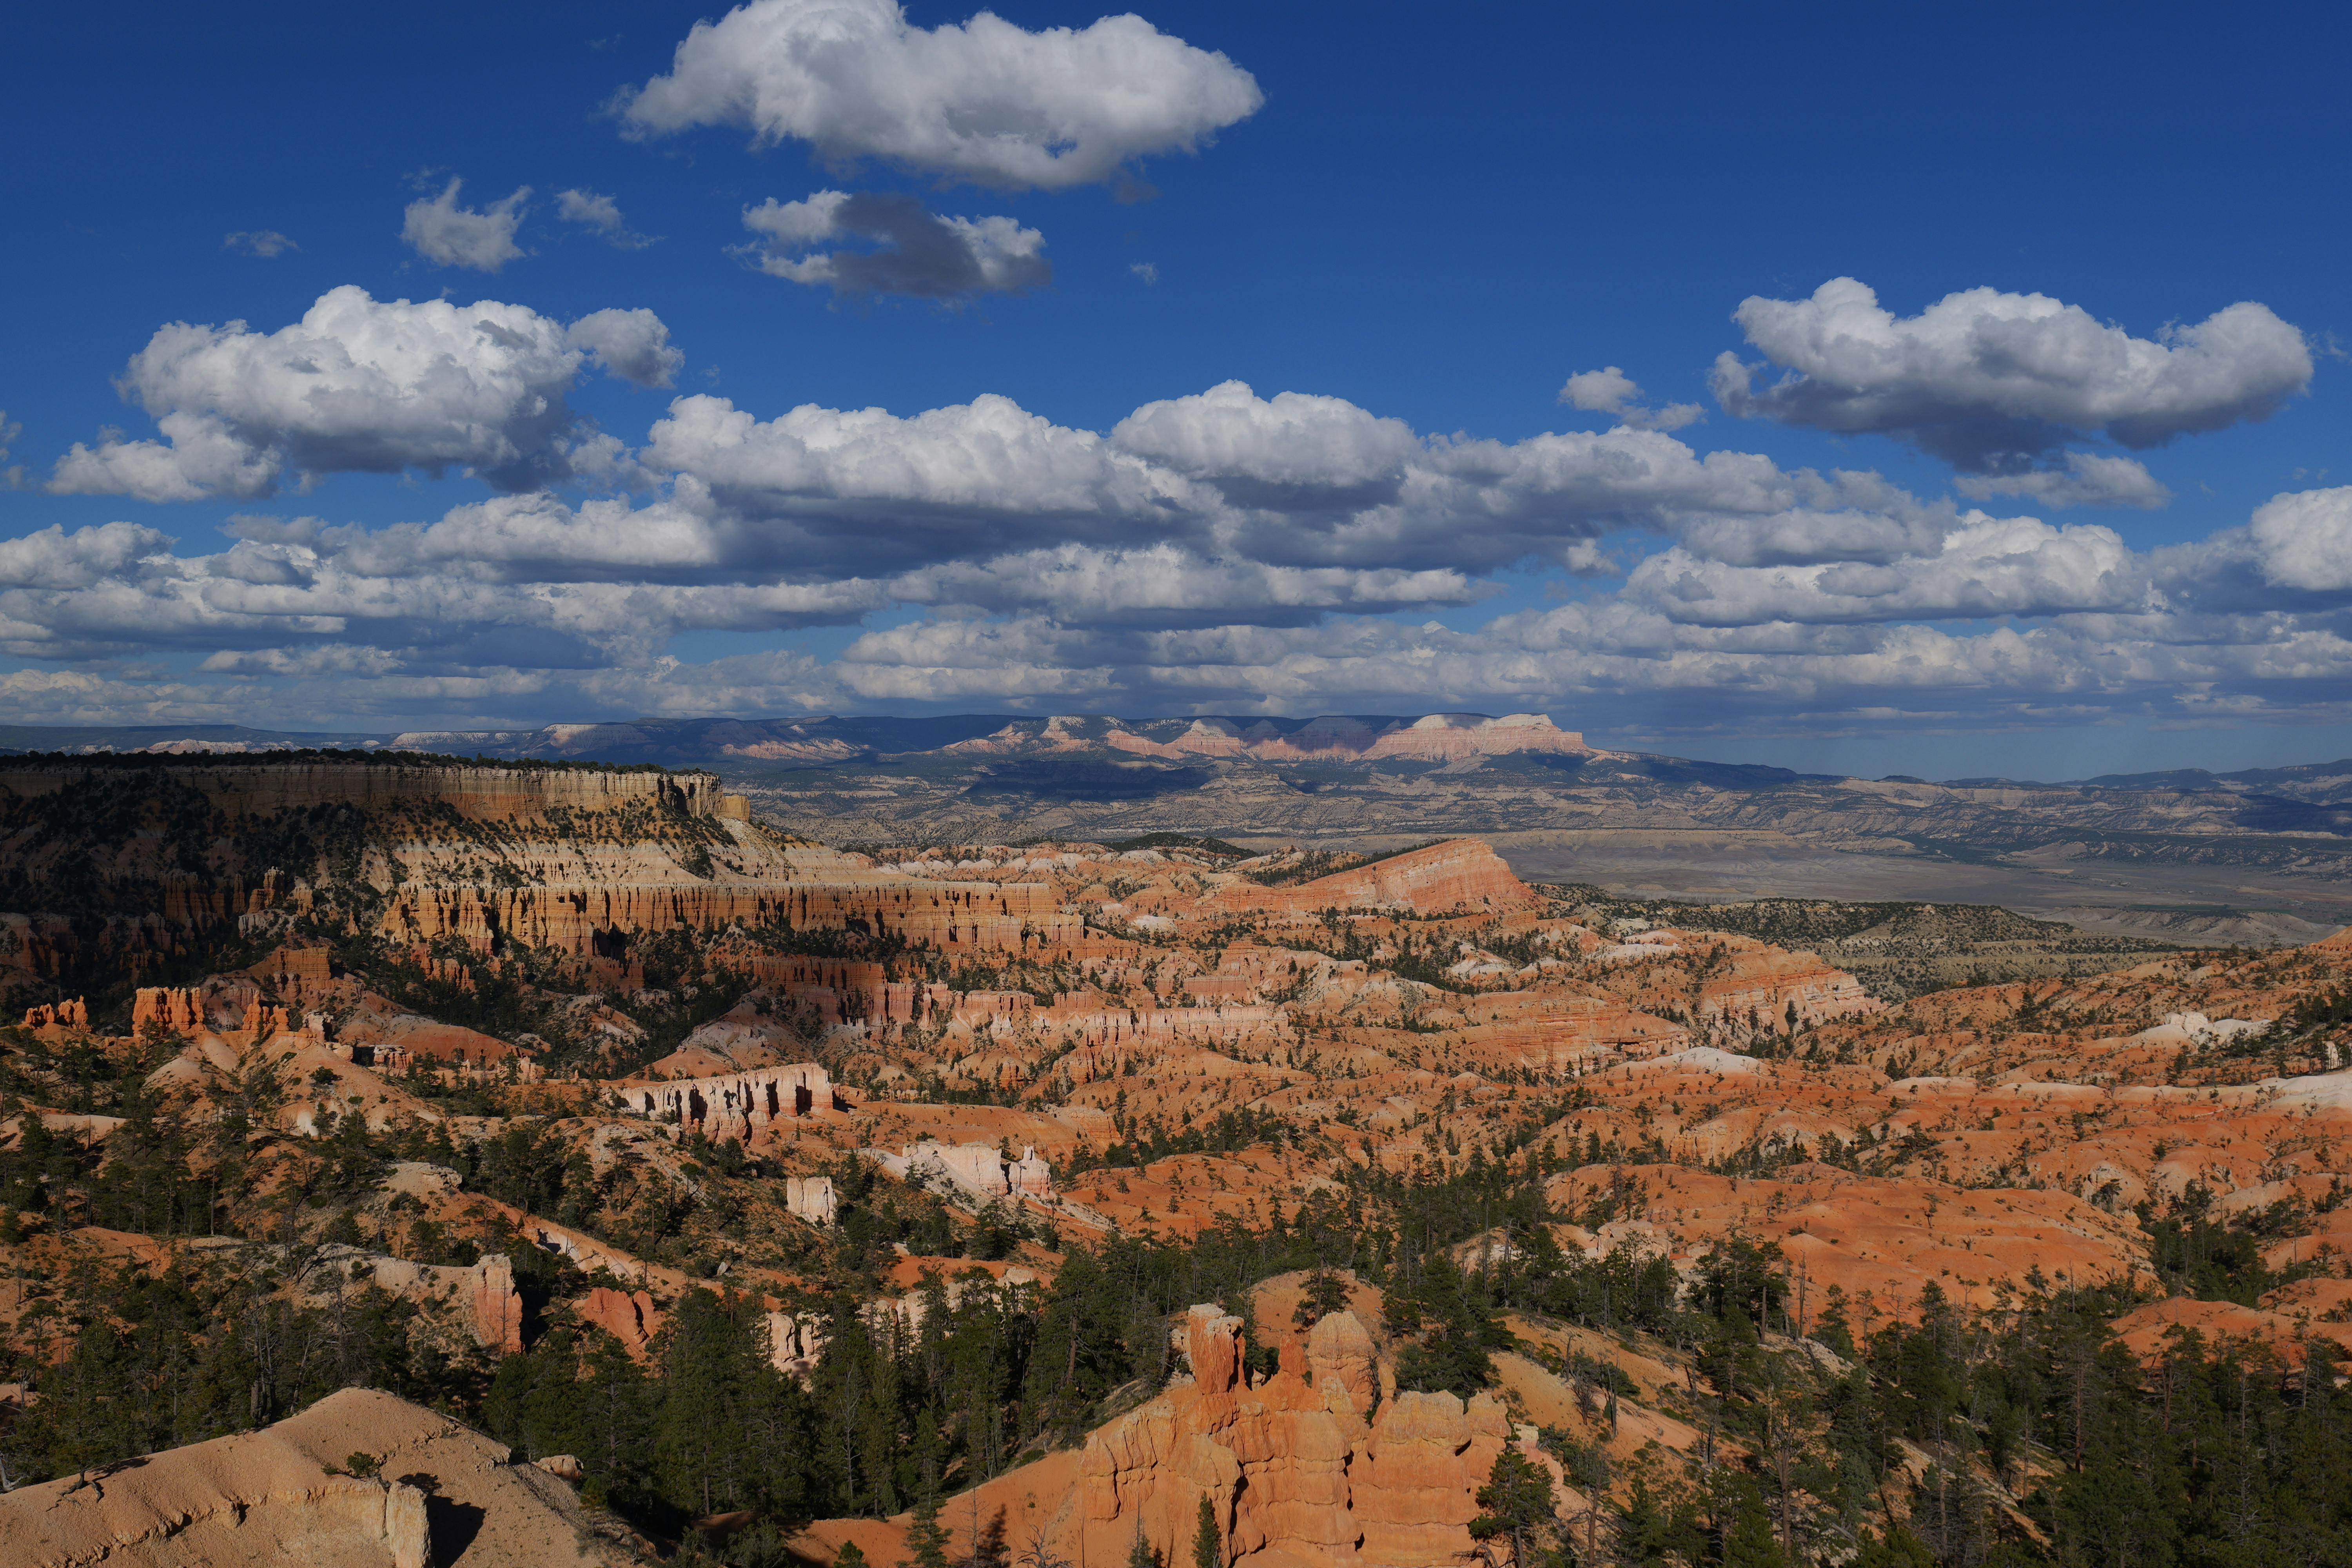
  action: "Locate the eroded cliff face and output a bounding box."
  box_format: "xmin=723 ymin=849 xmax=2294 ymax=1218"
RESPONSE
xmin=380 ymin=848 xmax=1075 ymax=956
xmin=1077 ymin=1308 xmax=1508 ymax=1568
xmin=0 ymin=759 xmax=1078 ymax=978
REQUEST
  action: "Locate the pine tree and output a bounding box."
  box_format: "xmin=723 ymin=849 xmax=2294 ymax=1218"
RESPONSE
xmin=1470 ymin=1446 xmax=1557 ymax=1568
xmin=1720 ymin=1484 xmax=1789 ymax=1568
xmin=839 ymin=1545 xmax=873 ymax=1568
xmin=1126 ymin=1524 xmax=1160 ymax=1568
xmin=906 ymin=1412 xmax=950 ymax=1568
xmin=1192 ymin=1494 xmax=1221 ymax=1568
xmin=907 ymin=1492 xmax=951 ymax=1568
xmin=1292 ymin=1269 xmax=1351 ymax=1329
xmin=1854 ymin=1527 xmax=1936 ymax=1568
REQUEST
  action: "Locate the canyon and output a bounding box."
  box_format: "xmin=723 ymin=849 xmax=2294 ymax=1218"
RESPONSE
xmin=2 ymin=755 xmax=2350 ymax=1566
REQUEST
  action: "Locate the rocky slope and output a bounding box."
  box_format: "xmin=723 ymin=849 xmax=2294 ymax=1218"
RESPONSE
xmin=0 ymin=1387 xmax=643 ymax=1566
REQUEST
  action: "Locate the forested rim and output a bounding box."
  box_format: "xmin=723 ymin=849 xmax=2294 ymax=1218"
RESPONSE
xmin=0 ymin=1062 xmax=2342 ymax=1568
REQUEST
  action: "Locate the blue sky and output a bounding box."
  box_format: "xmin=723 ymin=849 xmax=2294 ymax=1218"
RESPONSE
xmin=3 ymin=0 xmax=2349 ymax=777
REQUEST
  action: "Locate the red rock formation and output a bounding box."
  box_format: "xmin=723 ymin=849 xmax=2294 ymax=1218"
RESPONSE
xmin=784 ymin=1175 xmax=838 ymax=1224
xmin=232 ymin=998 xmax=291 ymax=1038
xmin=1211 ymin=840 xmax=1539 ymax=916
xmin=1544 ymin=1162 xmax=2156 ymax=1319
xmin=131 ymin=986 xmax=205 ymax=1034
xmin=872 ymin=1139 xmax=1054 ymax=1200
xmin=2109 ymin=1296 xmax=2352 ymax=1366
xmin=730 ymin=954 xmax=888 ymax=996
xmin=1305 ymin=1310 xmax=1376 ymax=1416
xmin=18 ymin=997 xmax=87 ymax=1032
xmin=250 ymin=944 xmax=334 ymax=994
xmin=1047 ymin=1003 xmax=1289 ymax=1058
xmin=722 ymin=737 xmax=861 ymax=762
xmin=1108 ymin=720 xmax=1250 ymax=759
xmin=343 ymin=1014 xmax=534 ymax=1073
xmin=384 ymin=876 xmax=1076 ymax=957
xmin=717 ymin=954 xmax=1038 ymax=1036
xmin=579 ymin=1286 xmax=666 ymax=1363
xmin=1109 ymin=714 xmax=1586 ymax=764
xmin=467 ymin=1256 xmax=524 ymax=1354
xmin=1075 ymin=1307 xmax=1509 ymax=1568
xmin=1363 ymin=713 xmax=1588 ymax=760
xmin=1610 ymin=930 xmax=1884 ymax=1038
xmin=350 ymin=1253 xmax=523 ymax=1352
xmin=1353 ymin=1390 xmax=1512 ymax=1568
xmin=627 ymin=1061 xmax=838 ymax=1136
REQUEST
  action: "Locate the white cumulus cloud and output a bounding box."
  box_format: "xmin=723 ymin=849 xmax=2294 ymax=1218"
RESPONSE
xmin=1559 ymin=366 xmax=1703 ymax=432
xmin=564 ymin=308 xmax=684 ymax=389
xmin=0 ymin=523 xmax=174 ymax=590
xmin=617 ymin=0 xmax=1263 ymax=191
xmin=1713 ymin=277 xmax=2312 ymax=475
xmin=891 ymin=544 xmax=1486 ymax=628
xmin=556 ymin=189 xmax=659 ymax=249
xmin=1955 ymin=451 xmax=2171 ymax=510
xmin=639 ymin=379 xmax=1936 ymax=581
xmin=401 ymin=178 xmax=531 ymax=272
xmin=2249 ymin=486 xmax=2352 ymax=592
xmin=1624 ymin=514 xmax=2145 ymax=626
xmin=18 ymin=363 xmax=2352 ymax=742
xmin=47 ymin=287 xmax=676 ymax=499
xmin=1112 ymin=381 xmax=1422 ymax=502
xmin=641 ymin=392 xmax=1208 ymax=571
xmin=740 ymin=191 xmax=1050 ymax=299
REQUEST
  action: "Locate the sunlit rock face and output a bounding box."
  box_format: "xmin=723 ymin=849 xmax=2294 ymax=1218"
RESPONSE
xmin=0 ymin=1387 xmax=622 ymax=1568
xmin=1073 ymin=1307 xmax=1506 ymax=1568
xmin=1210 ymin=840 xmax=1541 ymax=917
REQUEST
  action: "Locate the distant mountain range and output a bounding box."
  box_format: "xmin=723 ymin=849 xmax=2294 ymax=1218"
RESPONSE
xmin=0 ymin=711 xmax=1597 ymax=766
xmin=5 ymin=712 xmax=2348 ymax=800
xmin=10 ymin=713 xmax=2352 ymax=943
